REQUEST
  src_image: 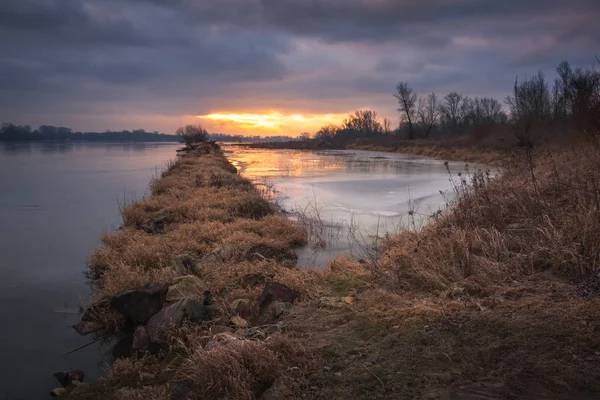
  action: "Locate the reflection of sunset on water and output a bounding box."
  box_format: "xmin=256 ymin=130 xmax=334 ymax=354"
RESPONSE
xmin=224 ymin=147 xmax=350 ymax=179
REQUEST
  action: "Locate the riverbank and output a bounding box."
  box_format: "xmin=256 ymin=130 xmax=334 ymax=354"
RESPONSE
xmin=245 ymin=135 xmax=510 ymax=166
xmin=68 ymin=139 xmax=600 ymax=399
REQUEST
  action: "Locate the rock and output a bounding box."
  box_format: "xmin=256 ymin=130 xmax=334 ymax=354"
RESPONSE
xmin=259 ymin=282 xmax=300 ymax=314
xmin=50 ymin=388 xmax=67 ymax=397
xmin=275 ymin=301 xmax=293 ymax=317
xmin=132 ymin=326 xmax=149 ymax=352
xmin=147 ymin=302 xmax=185 ymax=344
xmin=171 ymin=379 xmax=194 ymax=400
xmin=166 ymin=275 xmax=208 ymax=302
xmin=112 ymin=334 xmax=134 ymax=359
xmin=180 ymin=298 xmax=209 ymax=322
xmin=171 ymin=255 xmax=198 ymax=275
xmin=68 ymin=381 xmax=90 ymax=397
xmin=146 ymin=298 xmax=209 ymax=344
xmin=199 ymin=252 xmax=221 ymax=266
xmin=111 ymin=284 xmax=165 ymax=324
xmin=230 ymin=298 xmax=252 ymax=319
xmin=73 ymin=320 xmax=103 ymax=335
xmin=54 ymin=370 xmax=85 ymax=387
xmin=205 ymin=304 xmax=221 ymax=319
xmin=230 ymin=316 xmax=249 ymax=328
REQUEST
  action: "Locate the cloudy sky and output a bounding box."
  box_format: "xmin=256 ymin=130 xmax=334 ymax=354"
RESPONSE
xmin=1 ymin=0 xmax=598 ymax=136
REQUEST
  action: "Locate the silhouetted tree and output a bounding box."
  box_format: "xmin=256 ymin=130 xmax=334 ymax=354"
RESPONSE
xmin=394 ymin=82 xmax=418 ymax=139
xmin=417 ymin=92 xmax=440 ymax=138
xmin=383 ymin=118 xmax=392 ymax=134
xmin=506 ymin=71 xmax=551 ymax=147
xmin=315 ymin=125 xmax=338 ymax=140
xmin=440 ymin=92 xmax=467 ymax=134
xmin=299 ymin=132 xmax=311 ymax=140
xmin=176 ymin=124 xmax=210 ymax=146
xmin=339 ymin=110 xmax=383 ymax=138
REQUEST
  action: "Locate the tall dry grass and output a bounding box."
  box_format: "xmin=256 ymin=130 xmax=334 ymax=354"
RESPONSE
xmin=381 ymin=134 xmax=600 ymax=293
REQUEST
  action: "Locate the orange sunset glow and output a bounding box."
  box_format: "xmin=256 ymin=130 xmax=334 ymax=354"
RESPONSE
xmin=198 ymin=111 xmax=348 ymax=136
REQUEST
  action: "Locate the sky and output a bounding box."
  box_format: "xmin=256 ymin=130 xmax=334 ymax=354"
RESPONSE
xmin=0 ymin=0 xmax=598 ymax=136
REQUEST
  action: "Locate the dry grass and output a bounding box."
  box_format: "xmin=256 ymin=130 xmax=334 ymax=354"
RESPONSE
xmin=75 ymin=137 xmax=600 ymax=399
xmin=349 ymin=139 xmax=508 ymax=166
xmin=380 ymin=137 xmax=600 ymax=293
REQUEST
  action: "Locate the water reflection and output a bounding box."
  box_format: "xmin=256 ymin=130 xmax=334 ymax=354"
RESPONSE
xmin=225 ymin=146 xmax=490 ymax=268
xmin=1 ymin=141 xmax=178 ymax=156
xmin=0 ymin=141 xmax=180 ymax=399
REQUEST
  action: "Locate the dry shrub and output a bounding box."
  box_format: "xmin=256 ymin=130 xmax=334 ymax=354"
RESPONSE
xmin=179 ymin=340 xmax=280 ymax=400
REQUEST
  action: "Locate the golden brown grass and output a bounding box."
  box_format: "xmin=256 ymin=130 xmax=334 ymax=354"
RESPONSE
xmin=380 ymin=137 xmax=600 ymax=293
xmin=75 ymin=137 xmax=600 ymax=399
xmin=349 ymin=138 xmax=508 ymax=166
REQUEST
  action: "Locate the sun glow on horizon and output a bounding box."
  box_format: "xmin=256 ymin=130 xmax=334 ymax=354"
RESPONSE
xmin=198 ymin=111 xmax=347 ymax=135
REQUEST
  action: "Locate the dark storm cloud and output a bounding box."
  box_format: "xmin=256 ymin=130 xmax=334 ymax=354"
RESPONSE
xmin=0 ymin=0 xmax=598 ymax=132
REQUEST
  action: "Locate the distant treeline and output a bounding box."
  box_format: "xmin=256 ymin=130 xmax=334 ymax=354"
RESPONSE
xmin=0 ymin=123 xmax=296 ymax=143
xmin=301 ymin=58 xmax=600 ymax=147
xmin=0 ymin=124 xmax=178 ymax=142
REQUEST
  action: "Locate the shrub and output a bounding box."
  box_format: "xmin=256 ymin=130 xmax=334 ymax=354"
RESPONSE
xmin=176 ymin=125 xmax=210 ymax=146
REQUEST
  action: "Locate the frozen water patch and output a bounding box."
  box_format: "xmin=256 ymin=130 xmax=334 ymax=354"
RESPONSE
xmin=225 ymin=146 xmax=492 ymax=268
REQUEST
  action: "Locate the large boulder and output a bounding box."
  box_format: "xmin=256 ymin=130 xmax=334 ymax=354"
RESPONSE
xmin=147 ymin=298 xmax=209 ymax=344
xmin=180 ymin=298 xmax=209 ymax=322
xmin=259 ymin=282 xmax=300 ymax=315
xmin=73 ymin=321 xmax=103 ymax=335
xmin=54 ymin=370 xmax=84 ymax=387
xmin=166 ymin=275 xmax=208 ymax=302
xmin=111 ymin=284 xmax=165 ymax=324
xmin=147 ymin=302 xmax=185 ymax=344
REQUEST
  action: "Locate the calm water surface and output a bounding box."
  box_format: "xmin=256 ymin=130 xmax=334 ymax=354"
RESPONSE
xmin=0 ymin=142 xmax=180 ymax=399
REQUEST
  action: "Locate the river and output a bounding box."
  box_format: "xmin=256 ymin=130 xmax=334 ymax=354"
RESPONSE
xmin=0 ymin=142 xmax=475 ymax=398
xmin=0 ymin=142 xmax=180 ymax=399
xmin=225 ymin=146 xmax=476 ymax=266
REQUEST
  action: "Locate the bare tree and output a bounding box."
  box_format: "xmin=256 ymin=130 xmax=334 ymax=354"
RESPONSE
xmin=506 ymin=71 xmax=551 ymax=147
xmin=553 ymin=61 xmax=573 ymax=121
xmin=394 ymin=82 xmax=417 ymax=139
xmin=417 ymin=92 xmax=440 ymax=138
xmin=440 ymin=92 xmax=466 ymax=133
xmin=341 ymin=110 xmax=383 ymax=137
xmin=383 ymin=118 xmax=392 ymax=134
xmin=299 ymin=132 xmax=311 ymax=140
xmin=315 ymin=125 xmax=338 ymax=139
